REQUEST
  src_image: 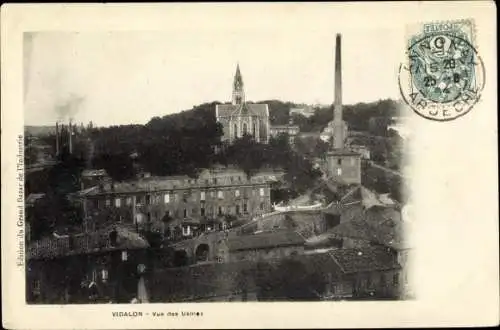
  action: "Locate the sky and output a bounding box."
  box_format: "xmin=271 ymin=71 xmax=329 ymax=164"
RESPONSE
xmin=24 ymin=26 xmax=404 ymax=127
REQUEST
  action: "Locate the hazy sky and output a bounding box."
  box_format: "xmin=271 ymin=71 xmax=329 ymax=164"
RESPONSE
xmin=24 ymin=27 xmax=403 ymax=127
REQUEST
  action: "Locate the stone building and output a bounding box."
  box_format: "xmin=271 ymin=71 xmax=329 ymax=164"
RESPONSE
xmin=76 ymin=168 xmax=274 ymax=240
xmin=326 ymin=150 xmax=363 ymax=184
xmin=26 ymin=225 xmax=150 ymax=304
xmin=318 ymin=246 xmax=403 ymax=300
xmin=216 ymin=64 xmax=270 ymax=144
xmin=80 ymin=169 xmax=111 ymax=190
xmin=146 ymin=245 xmax=403 ymax=302
xmin=216 ymin=230 xmax=306 ymax=263
xmin=269 ymin=119 xmax=301 ymax=145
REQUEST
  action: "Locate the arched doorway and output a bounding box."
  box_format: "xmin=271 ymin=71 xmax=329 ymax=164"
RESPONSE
xmin=195 ymin=244 xmax=210 ymax=262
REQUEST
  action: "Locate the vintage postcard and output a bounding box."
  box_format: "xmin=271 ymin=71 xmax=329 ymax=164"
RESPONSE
xmin=1 ymin=2 xmax=498 ymax=329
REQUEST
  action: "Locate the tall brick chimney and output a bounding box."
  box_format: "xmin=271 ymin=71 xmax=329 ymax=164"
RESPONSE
xmin=68 ymin=120 xmax=73 ymax=154
xmin=333 ymin=34 xmax=344 ymax=150
xmin=55 ymin=121 xmax=60 ymax=156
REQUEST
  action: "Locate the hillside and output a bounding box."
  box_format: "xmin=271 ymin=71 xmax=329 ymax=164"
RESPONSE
xmin=25 ymin=125 xmax=56 ymax=137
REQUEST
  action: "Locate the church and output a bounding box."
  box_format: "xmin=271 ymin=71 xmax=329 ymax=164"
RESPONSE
xmin=215 ymin=64 xmax=270 ymax=144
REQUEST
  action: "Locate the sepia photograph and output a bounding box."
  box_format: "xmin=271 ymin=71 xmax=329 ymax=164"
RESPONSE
xmin=2 ymin=2 xmax=498 ymax=329
xmin=24 ymin=29 xmax=412 ymax=304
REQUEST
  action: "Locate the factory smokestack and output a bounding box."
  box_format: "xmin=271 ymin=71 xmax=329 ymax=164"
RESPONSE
xmin=55 ymin=121 xmax=60 ymax=156
xmin=68 ymin=120 xmax=73 ymax=154
xmin=333 ymin=33 xmax=344 ymax=150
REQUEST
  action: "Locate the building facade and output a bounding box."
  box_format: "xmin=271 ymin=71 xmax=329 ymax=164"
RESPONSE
xmin=77 ymin=168 xmax=273 ymax=239
xmin=269 ymin=121 xmax=300 ymax=145
xmin=326 ymin=150 xmax=362 ymax=184
xmin=216 ymin=65 xmax=270 ymax=144
xmin=81 ymin=169 xmax=111 ymax=190
xmin=26 ymin=225 xmax=150 ymax=304
xmin=217 ymin=230 xmax=306 ymax=263
xmin=290 ymin=106 xmax=315 ymax=118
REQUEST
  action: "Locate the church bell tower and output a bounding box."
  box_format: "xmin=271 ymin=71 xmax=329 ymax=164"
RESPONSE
xmin=232 ymin=64 xmax=245 ymax=105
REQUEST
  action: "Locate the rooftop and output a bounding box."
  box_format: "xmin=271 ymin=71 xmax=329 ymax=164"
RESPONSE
xmin=226 ymin=230 xmax=305 ymax=251
xmin=77 ymin=168 xmax=276 ymax=197
xmin=328 ymin=246 xmax=400 ymax=273
xmin=216 ymin=103 xmax=269 ymax=118
xmin=146 ymin=246 xmax=400 ymax=302
xmin=328 ymin=205 xmax=406 ymax=250
xmin=27 ymin=225 xmax=149 ymax=260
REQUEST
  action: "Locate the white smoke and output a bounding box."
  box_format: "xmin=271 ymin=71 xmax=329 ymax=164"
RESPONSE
xmin=55 ymin=94 xmax=85 ymax=122
xmin=23 ymin=33 xmax=35 ymax=102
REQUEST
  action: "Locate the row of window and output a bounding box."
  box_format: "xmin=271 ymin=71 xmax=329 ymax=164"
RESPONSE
xmin=96 ymin=188 xmax=268 ymax=208
xmin=161 ymin=201 xmax=266 ymax=219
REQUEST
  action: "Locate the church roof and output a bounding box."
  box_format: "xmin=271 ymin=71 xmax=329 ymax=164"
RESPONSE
xmin=216 ymin=103 xmax=269 ymax=118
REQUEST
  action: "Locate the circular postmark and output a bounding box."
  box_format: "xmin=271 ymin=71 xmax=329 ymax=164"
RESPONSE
xmin=399 ymin=33 xmax=485 ymax=121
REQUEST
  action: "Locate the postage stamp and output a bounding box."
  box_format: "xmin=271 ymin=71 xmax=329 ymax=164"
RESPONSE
xmin=399 ymin=19 xmax=485 ymax=121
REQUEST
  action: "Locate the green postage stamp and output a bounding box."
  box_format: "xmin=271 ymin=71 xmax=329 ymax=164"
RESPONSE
xmin=399 ymin=19 xmax=485 ymax=121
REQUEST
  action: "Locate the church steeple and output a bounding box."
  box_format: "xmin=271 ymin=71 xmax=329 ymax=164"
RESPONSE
xmin=232 ymin=63 xmax=245 ymax=105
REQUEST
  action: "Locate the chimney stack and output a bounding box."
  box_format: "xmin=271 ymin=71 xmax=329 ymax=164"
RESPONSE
xmin=333 ymin=33 xmax=344 ymax=150
xmin=68 ymin=119 xmax=73 ymax=154
xmin=55 ymin=121 xmax=60 ymax=156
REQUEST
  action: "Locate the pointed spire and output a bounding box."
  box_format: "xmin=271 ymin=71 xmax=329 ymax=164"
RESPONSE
xmin=234 ymin=63 xmax=243 ymax=89
xmin=232 ymin=62 xmax=245 ymax=105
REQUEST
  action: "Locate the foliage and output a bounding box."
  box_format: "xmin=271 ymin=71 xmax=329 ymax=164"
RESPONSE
xmin=27 ymin=150 xmax=86 ymax=239
xmin=290 ymin=99 xmax=402 ymax=133
xmin=361 ymin=161 xmax=405 ymax=204
xmin=294 ymin=135 xmax=330 ymax=159
xmin=262 ymin=100 xmax=295 ymax=125
xmin=87 ymin=102 xmax=223 ymax=181
xmin=270 ymin=187 xmax=298 ymax=204
xmin=24 ymin=134 xmax=38 ymax=165
xmin=217 ymin=134 xmax=321 ymax=194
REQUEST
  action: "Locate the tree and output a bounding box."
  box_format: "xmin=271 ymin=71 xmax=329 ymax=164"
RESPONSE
xmin=24 ymin=134 xmax=38 ymax=166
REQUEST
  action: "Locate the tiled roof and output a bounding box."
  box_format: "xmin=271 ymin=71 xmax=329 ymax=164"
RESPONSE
xmin=328 ymin=205 xmax=406 ymax=249
xmin=328 ymin=246 xmax=400 ymax=273
xmin=27 ymin=225 xmax=149 ymax=260
xmin=292 ymin=251 xmax=343 ymax=274
xmin=147 ymin=254 xmax=335 ymax=302
xmin=226 ymin=230 xmax=305 ymax=251
xmin=77 ymin=168 xmax=273 ymax=197
xmin=216 ymin=103 xmax=269 ymax=118
xmin=146 ymin=247 xmax=399 ymax=302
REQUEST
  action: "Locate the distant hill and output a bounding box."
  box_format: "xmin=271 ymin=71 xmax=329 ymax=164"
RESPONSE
xmin=25 ymin=125 xmax=56 ymax=137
